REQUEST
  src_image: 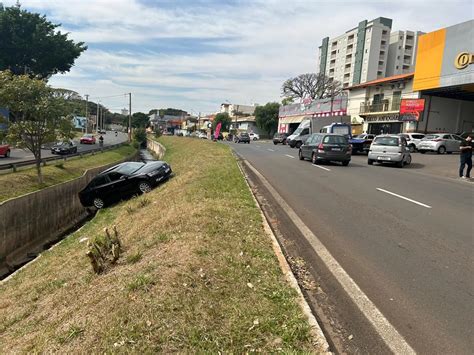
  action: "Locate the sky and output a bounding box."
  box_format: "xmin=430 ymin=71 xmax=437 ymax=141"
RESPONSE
xmin=5 ymin=0 xmax=473 ymax=115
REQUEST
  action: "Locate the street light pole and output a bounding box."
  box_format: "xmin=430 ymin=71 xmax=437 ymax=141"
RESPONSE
xmin=96 ymin=100 xmax=100 ymax=133
xmin=85 ymin=94 xmax=89 ymax=133
xmin=128 ymin=93 xmax=132 ymax=142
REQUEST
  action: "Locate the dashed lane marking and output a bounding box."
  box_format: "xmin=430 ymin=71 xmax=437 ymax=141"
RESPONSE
xmin=285 ymin=154 xmax=295 ymax=159
xmin=311 ymin=164 xmax=331 ymax=172
xmin=376 ymin=188 xmax=432 ymax=209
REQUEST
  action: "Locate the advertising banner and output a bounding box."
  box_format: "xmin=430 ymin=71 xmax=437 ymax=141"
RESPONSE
xmin=399 ymin=98 xmax=425 ymax=121
xmin=214 ymin=122 xmax=222 ymax=140
xmin=279 ymin=95 xmax=348 ymax=118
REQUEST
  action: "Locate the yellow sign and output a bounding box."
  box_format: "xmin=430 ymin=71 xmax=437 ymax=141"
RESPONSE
xmin=454 ymin=52 xmax=474 ymax=69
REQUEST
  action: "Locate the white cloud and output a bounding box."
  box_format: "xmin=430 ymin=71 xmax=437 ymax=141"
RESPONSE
xmin=7 ymin=0 xmax=471 ymax=114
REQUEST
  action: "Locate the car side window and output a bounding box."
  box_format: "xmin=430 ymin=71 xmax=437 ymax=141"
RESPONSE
xmin=452 ymin=135 xmax=462 ymax=141
xmin=301 ymin=128 xmax=309 ymax=135
xmin=442 ymin=135 xmax=450 ymax=139
xmin=91 ymin=175 xmax=109 ymax=187
xmin=108 ymin=172 xmax=123 ymax=181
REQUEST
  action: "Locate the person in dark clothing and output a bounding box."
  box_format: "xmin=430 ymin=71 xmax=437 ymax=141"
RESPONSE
xmin=459 ymin=135 xmax=472 ymax=179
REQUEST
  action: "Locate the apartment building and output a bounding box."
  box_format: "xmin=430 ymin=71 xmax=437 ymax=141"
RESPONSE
xmin=220 ymin=103 xmax=256 ymax=117
xmin=318 ymin=17 xmax=421 ymax=88
xmin=386 ymin=30 xmax=424 ymax=76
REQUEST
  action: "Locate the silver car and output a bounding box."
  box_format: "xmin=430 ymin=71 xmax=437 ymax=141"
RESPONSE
xmin=368 ymin=135 xmax=412 ymax=168
xmin=417 ymin=133 xmax=462 ymax=154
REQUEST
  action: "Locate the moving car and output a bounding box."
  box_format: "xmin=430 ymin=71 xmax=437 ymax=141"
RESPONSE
xmin=235 ymin=132 xmax=251 ymax=144
xmin=249 ymin=133 xmax=260 ymax=141
xmin=368 ymin=135 xmax=412 ymax=168
xmin=51 ymin=141 xmax=78 ymax=155
xmin=350 ymin=133 xmax=375 ymax=154
xmin=273 ymin=132 xmax=288 ymax=145
xmin=0 ymin=144 xmax=10 ymax=158
xmin=80 ymin=134 xmax=96 ymax=144
xmin=79 ymin=161 xmax=172 ymax=209
xmin=298 ymin=133 xmax=351 ymax=166
xmin=417 ymin=133 xmax=462 ymax=154
xmin=397 ymin=133 xmax=425 ymax=152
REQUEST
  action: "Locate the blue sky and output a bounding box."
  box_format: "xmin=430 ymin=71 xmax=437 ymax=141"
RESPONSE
xmin=6 ymin=0 xmax=473 ymax=115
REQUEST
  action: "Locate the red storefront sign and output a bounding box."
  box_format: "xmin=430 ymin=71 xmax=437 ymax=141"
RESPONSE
xmin=399 ymin=99 xmax=425 ymax=121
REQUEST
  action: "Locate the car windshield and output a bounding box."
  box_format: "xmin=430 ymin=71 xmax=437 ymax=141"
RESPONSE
xmin=83 ymin=134 xmax=93 ymax=138
xmin=56 ymin=141 xmax=70 ymax=146
xmin=354 ymin=134 xmax=366 ymax=139
xmin=241 ymin=133 xmax=249 ymax=137
xmin=323 ymin=135 xmax=347 ymax=144
xmin=373 ymin=137 xmax=399 ymax=146
xmin=115 ymin=162 xmax=145 ymax=175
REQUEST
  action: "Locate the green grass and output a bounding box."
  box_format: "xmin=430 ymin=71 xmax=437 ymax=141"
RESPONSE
xmin=0 ymin=145 xmax=136 ymax=202
xmin=0 ymin=137 xmax=316 ymax=353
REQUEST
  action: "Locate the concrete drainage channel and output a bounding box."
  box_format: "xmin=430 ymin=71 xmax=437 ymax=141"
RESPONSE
xmin=0 ymin=150 xmax=152 ymax=281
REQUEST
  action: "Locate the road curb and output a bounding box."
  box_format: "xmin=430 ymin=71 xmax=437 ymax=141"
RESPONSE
xmin=235 ymin=156 xmax=331 ymax=354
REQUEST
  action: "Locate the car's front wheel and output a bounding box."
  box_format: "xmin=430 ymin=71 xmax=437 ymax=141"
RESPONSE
xmin=408 ymin=144 xmax=416 ymax=153
xmin=312 ymin=153 xmax=318 ymax=164
xmin=368 ymin=159 xmax=374 ymax=165
xmin=405 ymin=155 xmax=412 ymax=165
xmin=298 ymin=150 xmax=304 ymax=160
xmin=437 ymin=146 xmax=446 ymax=154
xmin=342 ymin=160 xmax=350 ymax=166
xmin=138 ymin=181 xmax=152 ymax=193
xmin=93 ymin=197 xmax=105 ymax=209
xmin=295 ymin=141 xmax=302 ymax=149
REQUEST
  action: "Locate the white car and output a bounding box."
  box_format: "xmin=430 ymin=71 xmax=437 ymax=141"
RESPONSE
xmin=198 ymin=132 xmax=207 ymax=139
xmin=249 ymin=133 xmax=260 ymax=141
xmin=397 ymin=133 xmax=425 ymax=152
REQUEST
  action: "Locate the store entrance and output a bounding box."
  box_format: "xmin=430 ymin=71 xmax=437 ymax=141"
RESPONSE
xmin=368 ymin=122 xmax=402 ymax=135
xmin=288 ymin=123 xmax=300 ymax=135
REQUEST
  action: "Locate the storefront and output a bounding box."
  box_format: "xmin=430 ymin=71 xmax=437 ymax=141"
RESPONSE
xmin=413 ymin=20 xmax=474 ymax=134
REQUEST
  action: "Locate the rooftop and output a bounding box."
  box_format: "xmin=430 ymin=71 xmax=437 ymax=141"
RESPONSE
xmin=346 ymin=73 xmax=414 ymax=90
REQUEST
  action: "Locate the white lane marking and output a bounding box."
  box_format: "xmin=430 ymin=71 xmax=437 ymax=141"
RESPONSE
xmin=311 ymin=164 xmax=331 ymax=172
xmin=243 ymin=160 xmax=415 ymax=354
xmin=267 ymin=148 xmax=275 ymax=152
xmin=376 ymin=188 xmax=432 ymax=209
xmin=285 ymin=154 xmax=295 ymax=159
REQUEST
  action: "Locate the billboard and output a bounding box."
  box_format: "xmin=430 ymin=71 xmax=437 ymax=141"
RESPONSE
xmin=399 ymin=99 xmax=425 ymax=121
xmin=279 ymin=95 xmax=348 ymax=118
xmin=413 ymin=20 xmax=474 ymax=91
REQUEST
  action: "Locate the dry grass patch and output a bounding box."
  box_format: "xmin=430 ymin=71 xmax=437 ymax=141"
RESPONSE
xmin=0 ymin=137 xmax=316 ymax=353
xmin=0 ymin=145 xmax=136 ymax=202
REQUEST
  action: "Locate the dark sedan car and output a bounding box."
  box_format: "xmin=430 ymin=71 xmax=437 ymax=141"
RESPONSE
xmin=51 ymin=141 xmax=78 ymax=155
xmin=235 ymin=132 xmax=250 ymax=144
xmin=79 ymin=161 xmax=172 ymax=209
xmin=273 ymin=132 xmax=288 ymax=145
xmin=298 ymin=133 xmax=352 ymax=166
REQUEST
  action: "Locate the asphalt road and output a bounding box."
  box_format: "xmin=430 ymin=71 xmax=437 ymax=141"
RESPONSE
xmin=1 ymin=131 xmax=129 ymax=164
xmin=230 ymin=140 xmax=473 ymax=354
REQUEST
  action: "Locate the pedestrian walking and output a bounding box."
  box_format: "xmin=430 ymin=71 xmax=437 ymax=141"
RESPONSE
xmin=459 ymin=135 xmax=472 ymax=179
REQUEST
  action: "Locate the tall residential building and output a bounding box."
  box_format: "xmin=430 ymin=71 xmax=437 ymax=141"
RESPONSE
xmin=318 ymin=17 xmax=422 ymax=88
xmin=385 ymin=30 xmax=424 ymax=76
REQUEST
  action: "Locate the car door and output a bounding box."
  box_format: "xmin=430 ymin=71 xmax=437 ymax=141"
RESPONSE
xmin=90 ymin=175 xmax=115 ymax=202
xmin=303 ymin=134 xmax=315 ymax=158
xmin=451 ymin=135 xmax=462 ymax=152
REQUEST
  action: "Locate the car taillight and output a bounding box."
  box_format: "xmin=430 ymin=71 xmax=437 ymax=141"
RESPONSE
xmin=318 ymin=143 xmax=324 ymax=150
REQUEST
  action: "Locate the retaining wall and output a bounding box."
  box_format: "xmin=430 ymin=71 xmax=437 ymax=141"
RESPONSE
xmin=0 ymin=152 xmax=138 ymax=276
xmin=147 ymin=138 xmax=166 ymax=159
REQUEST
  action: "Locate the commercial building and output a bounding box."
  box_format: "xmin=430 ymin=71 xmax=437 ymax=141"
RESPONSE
xmin=413 ymin=20 xmax=474 ymax=133
xmin=346 ymin=73 xmax=420 ymax=134
xmin=318 ymin=17 xmax=422 ymax=88
xmin=229 ymin=116 xmax=261 ymax=135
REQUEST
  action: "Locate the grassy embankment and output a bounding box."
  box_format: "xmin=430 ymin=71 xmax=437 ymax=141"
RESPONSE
xmin=0 ymin=145 xmax=136 ymax=202
xmin=0 ymin=137 xmax=318 ymax=353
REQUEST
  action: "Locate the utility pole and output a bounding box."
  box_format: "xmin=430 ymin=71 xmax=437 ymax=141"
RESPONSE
xmin=85 ymin=94 xmax=89 ymax=133
xmin=198 ymin=112 xmax=201 ymax=132
xmin=96 ymin=101 xmax=100 ymax=133
xmin=128 ymin=93 xmax=132 ymax=142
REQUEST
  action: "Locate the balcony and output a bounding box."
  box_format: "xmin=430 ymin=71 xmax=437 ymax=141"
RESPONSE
xmin=360 ymin=98 xmax=401 ymax=114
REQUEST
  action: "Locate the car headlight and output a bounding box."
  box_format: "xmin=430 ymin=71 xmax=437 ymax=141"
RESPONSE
xmin=147 ymin=170 xmax=160 ymax=177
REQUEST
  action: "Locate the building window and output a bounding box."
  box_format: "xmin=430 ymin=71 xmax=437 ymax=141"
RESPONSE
xmin=397 ymin=55 xmax=400 ymax=59
xmin=365 ymin=49 xmax=368 ymax=53
xmin=396 ymin=65 xmax=399 ymax=69
xmin=399 ymin=45 xmax=402 ymax=49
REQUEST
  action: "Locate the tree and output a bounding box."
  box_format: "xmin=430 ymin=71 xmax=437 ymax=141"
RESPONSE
xmin=0 ymin=71 xmax=74 ymax=183
xmin=281 ymin=73 xmax=342 ymax=101
xmin=255 ymin=102 xmax=280 ymax=138
xmin=212 ymin=112 xmax=231 ymax=131
xmin=126 ymin=112 xmax=149 ymax=128
xmin=281 ymin=97 xmax=294 ymax=106
xmin=0 ymin=5 xmax=87 ymax=78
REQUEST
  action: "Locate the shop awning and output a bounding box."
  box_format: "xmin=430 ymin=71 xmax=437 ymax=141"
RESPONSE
xmin=279 ymin=115 xmax=310 ymax=124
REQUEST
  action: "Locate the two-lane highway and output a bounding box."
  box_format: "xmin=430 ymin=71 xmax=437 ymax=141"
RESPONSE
xmin=230 ymin=140 xmax=473 ymax=354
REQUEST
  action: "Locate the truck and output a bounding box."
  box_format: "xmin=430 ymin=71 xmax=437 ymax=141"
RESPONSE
xmin=287 ymin=115 xmax=351 ymax=148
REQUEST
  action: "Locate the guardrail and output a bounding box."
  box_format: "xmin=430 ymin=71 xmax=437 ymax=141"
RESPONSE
xmin=0 ymin=142 xmax=129 ymax=173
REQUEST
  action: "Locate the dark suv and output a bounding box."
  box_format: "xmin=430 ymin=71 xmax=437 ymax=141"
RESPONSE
xmin=235 ymin=132 xmax=250 ymax=144
xmin=298 ymin=133 xmax=352 ymax=166
xmin=273 ymin=132 xmax=288 ymax=145
xmin=79 ymin=161 xmax=172 ymax=209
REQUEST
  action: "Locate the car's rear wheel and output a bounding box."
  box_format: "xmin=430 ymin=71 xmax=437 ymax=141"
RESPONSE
xmin=298 ymin=150 xmax=304 ymax=160
xmin=368 ymin=159 xmax=374 ymax=165
xmin=273 ymin=141 xmax=277 ymax=145
xmin=295 ymin=141 xmax=302 ymax=149
xmin=419 ymin=150 xmax=426 ymax=154
xmin=139 ymin=181 xmax=152 ymax=193
xmin=93 ymin=197 xmax=105 ymax=209
xmin=405 ymin=155 xmax=412 ymax=165
xmin=342 ymin=160 xmax=350 ymax=166
xmin=408 ymin=144 xmax=416 ymax=153
xmin=312 ymin=153 xmax=317 ymax=164
xmin=437 ymin=146 xmax=446 ymax=154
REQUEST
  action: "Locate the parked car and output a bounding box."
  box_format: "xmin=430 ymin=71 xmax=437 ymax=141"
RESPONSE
xmin=51 ymin=140 xmax=78 ymax=155
xmin=273 ymin=132 xmax=288 ymax=145
xmin=368 ymin=135 xmax=412 ymax=168
xmin=397 ymin=133 xmax=426 ymax=152
xmin=350 ymin=133 xmax=375 ymax=154
xmin=417 ymin=133 xmax=462 ymax=154
xmin=298 ymin=133 xmax=351 ymax=166
xmin=249 ymin=133 xmax=260 ymax=141
xmin=235 ymin=132 xmax=251 ymax=144
xmin=80 ymin=134 xmax=96 ymax=144
xmin=0 ymin=144 xmax=10 ymax=158
xmin=79 ymin=161 xmax=172 ymax=209
xmin=98 ymin=129 xmax=106 ymax=134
